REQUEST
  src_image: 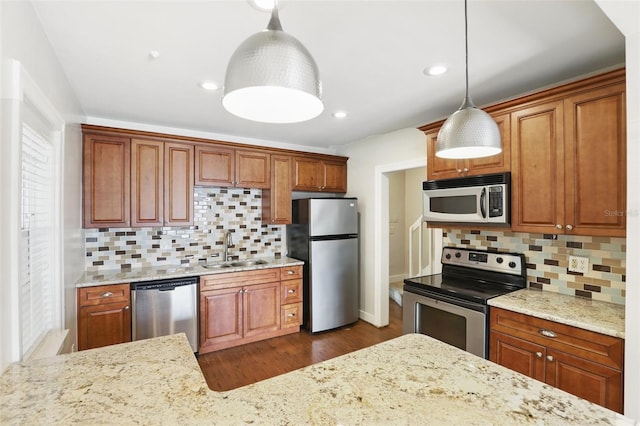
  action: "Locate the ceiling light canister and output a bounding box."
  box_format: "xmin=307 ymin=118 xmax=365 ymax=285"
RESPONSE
xmin=436 ymin=0 xmax=501 ymax=159
xmin=222 ymin=1 xmax=323 ymax=123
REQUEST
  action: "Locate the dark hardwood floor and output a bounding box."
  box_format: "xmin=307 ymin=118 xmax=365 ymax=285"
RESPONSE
xmin=197 ymin=300 xmax=403 ymax=391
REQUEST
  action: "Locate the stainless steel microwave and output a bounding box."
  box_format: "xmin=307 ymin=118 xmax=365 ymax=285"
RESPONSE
xmin=423 ymin=172 xmax=510 ymax=226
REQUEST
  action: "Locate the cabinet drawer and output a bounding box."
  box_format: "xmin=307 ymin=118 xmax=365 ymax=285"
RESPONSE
xmin=280 ymin=265 xmax=302 ymax=281
xmin=201 ymin=268 xmax=281 ymax=290
xmin=281 ymin=303 xmax=302 ymax=328
xmin=490 ymin=307 xmax=623 ymax=369
xmin=281 ymin=279 xmax=302 ymax=304
xmin=78 ymin=284 xmax=130 ymax=307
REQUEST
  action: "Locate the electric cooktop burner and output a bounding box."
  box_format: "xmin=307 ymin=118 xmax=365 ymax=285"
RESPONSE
xmin=404 ymin=247 xmax=526 ymax=304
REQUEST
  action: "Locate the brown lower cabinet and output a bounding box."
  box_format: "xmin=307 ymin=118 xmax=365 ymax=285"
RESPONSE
xmin=78 ymin=284 xmax=131 ymax=351
xmin=489 ymin=307 xmax=623 ymax=413
xmin=199 ymin=266 xmax=303 ymax=354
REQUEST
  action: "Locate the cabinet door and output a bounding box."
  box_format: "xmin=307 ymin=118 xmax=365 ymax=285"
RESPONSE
xmin=564 ymin=83 xmax=626 ymax=237
xmin=490 ymin=331 xmax=546 ymax=382
xmin=511 ymin=100 xmax=565 ymax=233
xmin=78 ymin=301 xmax=131 ymax=350
xmin=83 ymin=134 xmax=130 ymax=228
xmin=200 ymin=287 xmax=243 ymax=351
xmin=235 ymin=150 xmax=270 ymax=188
xmin=292 ymin=156 xmax=321 ymax=190
xmin=425 ymin=128 xmax=461 ymax=180
xmin=131 ymin=139 xmax=164 ymax=227
xmin=243 ymin=282 xmax=280 ymax=338
xmin=466 ymin=112 xmax=511 ymax=176
xmin=546 ymin=349 xmax=623 ymax=413
xmin=195 ymin=145 xmax=235 ymax=187
xmin=321 ymin=160 xmax=347 ymax=192
xmin=164 ymin=142 xmax=194 ymax=226
xmin=262 ymin=155 xmax=292 ymax=224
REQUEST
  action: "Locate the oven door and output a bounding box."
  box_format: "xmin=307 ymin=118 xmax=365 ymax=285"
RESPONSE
xmin=402 ymin=289 xmax=488 ymax=358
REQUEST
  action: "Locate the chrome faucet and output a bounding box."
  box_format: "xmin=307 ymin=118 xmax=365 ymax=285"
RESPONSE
xmin=223 ymin=230 xmax=233 ymax=261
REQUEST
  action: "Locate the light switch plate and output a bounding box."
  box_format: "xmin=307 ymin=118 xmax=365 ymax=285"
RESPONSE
xmin=568 ymin=255 xmax=589 ymax=274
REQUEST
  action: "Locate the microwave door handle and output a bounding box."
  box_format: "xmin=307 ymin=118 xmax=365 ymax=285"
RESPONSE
xmin=480 ymin=187 xmax=487 ymax=218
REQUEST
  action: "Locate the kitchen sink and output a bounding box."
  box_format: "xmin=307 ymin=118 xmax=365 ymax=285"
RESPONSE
xmin=201 ymin=259 xmax=269 ymax=269
xmin=229 ymin=259 xmax=269 ymax=267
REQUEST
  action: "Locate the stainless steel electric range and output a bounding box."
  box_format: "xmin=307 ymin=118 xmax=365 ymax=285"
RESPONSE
xmin=402 ymin=246 xmax=526 ymax=359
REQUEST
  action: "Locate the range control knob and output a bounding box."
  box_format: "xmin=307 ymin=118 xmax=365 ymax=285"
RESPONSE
xmin=445 ymin=253 xmax=452 ymax=260
xmin=496 ymin=257 xmax=504 ymax=264
xmin=509 ymin=261 xmax=517 ymax=268
xmin=455 ymin=252 xmax=462 ymax=258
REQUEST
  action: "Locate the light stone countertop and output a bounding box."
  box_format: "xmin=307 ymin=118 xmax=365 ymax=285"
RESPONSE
xmin=75 ymin=256 xmax=304 ymax=288
xmin=0 ymin=333 xmax=636 ymax=425
xmin=488 ymin=288 xmax=625 ymax=338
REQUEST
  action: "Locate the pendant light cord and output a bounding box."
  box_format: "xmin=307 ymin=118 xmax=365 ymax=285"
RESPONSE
xmin=461 ymin=0 xmax=475 ymax=109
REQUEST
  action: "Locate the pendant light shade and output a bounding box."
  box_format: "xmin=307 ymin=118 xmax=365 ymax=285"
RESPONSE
xmin=436 ymin=0 xmax=501 ymax=159
xmin=222 ymin=4 xmax=323 ymax=123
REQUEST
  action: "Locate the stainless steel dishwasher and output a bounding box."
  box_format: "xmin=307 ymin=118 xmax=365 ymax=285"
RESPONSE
xmin=131 ymin=276 xmax=199 ymax=352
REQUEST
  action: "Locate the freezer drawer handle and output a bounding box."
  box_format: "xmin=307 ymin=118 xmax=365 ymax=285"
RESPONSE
xmin=100 ymin=292 xmax=113 ymax=298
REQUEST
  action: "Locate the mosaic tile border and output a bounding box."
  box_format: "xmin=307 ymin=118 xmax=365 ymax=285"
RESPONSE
xmin=85 ymin=187 xmax=285 ymax=272
xmin=443 ymin=229 xmax=626 ymax=305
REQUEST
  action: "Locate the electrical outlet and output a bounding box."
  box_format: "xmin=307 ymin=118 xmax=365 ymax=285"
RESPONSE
xmin=568 ymin=255 xmax=589 ymax=274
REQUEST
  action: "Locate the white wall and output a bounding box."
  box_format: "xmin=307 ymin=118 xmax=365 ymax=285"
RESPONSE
xmin=337 ymin=128 xmax=426 ymax=324
xmin=594 ymin=0 xmax=639 ymax=419
xmin=0 ymin=1 xmax=85 ymax=371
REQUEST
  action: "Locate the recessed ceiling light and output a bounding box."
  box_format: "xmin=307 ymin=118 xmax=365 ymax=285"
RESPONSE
xmin=149 ymin=50 xmax=160 ymax=59
xmin=200 ymin=81 xmax=219 ymax=91
xmin=248 ymin=0 xmax=277 ymax=12
xmin=332 ymin=111 xmax=347 ymax=119
xmin=424 ymin=65 xmax=448 ymax=76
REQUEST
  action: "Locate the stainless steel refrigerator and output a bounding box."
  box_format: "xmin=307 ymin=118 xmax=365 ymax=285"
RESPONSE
xmin=287 ymin=198 xmax=359 ymax=333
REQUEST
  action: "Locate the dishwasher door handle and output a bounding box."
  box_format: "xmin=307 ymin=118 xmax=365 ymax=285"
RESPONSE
xmin=158 ymin=286 xmax=176 ymax=292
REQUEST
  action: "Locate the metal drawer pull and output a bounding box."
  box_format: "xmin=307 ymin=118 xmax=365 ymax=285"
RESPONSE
xmin=539 ymin=329 xmax=557 ymax=338
xmin=546 ymin=355 xmax=554 ymax=362
xmin=287 ymin=313 xmax=296 ymax=317
xmin=535 ymin=352 xmax=542 ymax=358
xmin=100 ymin=292 xmax=113 ymax=298
xmin=287 ymin=289 xmax=295 ymax=294
xmin=286 ymin=270 xmax=295 ymax=275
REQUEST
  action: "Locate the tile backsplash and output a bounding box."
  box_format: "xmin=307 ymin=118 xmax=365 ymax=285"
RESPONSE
xmin=84 ymin=187 xmax=285 ymax=272
xmin=443 ymin=229 xmax=626 ymax=305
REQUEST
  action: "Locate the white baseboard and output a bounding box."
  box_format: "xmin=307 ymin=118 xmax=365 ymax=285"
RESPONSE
xmin=389 ymin=273 xmax=408 ymax=283
xmin=359 ymin=309 xmax=376 ymax=325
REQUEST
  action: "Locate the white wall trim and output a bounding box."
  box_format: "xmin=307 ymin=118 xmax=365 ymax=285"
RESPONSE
xmin=373 ymin=157 xmax=427 ymax=327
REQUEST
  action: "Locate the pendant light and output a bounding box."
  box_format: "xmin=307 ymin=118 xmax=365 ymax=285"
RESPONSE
xmin=222 ymin=1 xmax=323 ymax=123
xmin=436 ymin=0 xmax=501 ymax=159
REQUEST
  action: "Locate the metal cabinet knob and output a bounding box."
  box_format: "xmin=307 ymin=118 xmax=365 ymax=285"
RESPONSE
xmin=535 ymin=351 xmax=543 ymax=358
xmin=546 ymin=355 xmax=554 ymax=362
xmin=565 ymin=224 xmax=573 ymax=231
xmin=555 ymin=224 xmax=563 ymax=230
xmin=456 ymin=169 xmax=462 ymax=173
xmin=123 ymin=305 xmax=130 ymax=311
xmin=463 ymin=168 xmax=469 ymax=173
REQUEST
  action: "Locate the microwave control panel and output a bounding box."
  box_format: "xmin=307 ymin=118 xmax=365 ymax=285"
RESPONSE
xmin=488 ymin=186 xmax=503 ymax=217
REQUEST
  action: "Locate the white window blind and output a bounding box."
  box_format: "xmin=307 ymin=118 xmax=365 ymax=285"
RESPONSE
xmin=20 ymin=123 xmax=55 ymax=356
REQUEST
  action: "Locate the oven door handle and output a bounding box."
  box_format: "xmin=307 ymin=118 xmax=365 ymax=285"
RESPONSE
xmin=405 ymin=287 xmax=487 ymax=313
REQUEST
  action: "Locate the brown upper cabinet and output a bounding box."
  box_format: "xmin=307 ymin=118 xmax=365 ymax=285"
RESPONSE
xmin=425 ymin=112 xmax=511 ymax=180
xmin=262 ymin=155 xmax=292 ymax=224
xmin=84 ymin=132 xmax=194 ymax=228
xmin=292 ymin=156 xmax=347 ymax=193
xmin=195 ymin=145 xmax=270 ymax=189
xmin=511 ymin=78 xmax=626 ymax=237
xmin=83 ymin=134 xmax=131 ymax=228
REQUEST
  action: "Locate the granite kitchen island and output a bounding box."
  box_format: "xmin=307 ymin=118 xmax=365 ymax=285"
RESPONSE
xmin=0 ymin=333 xmax=635 ymax=425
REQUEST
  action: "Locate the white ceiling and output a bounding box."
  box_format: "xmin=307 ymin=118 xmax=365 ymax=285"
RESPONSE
xmin=32 ymin=0 xmax=624 ymax=150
